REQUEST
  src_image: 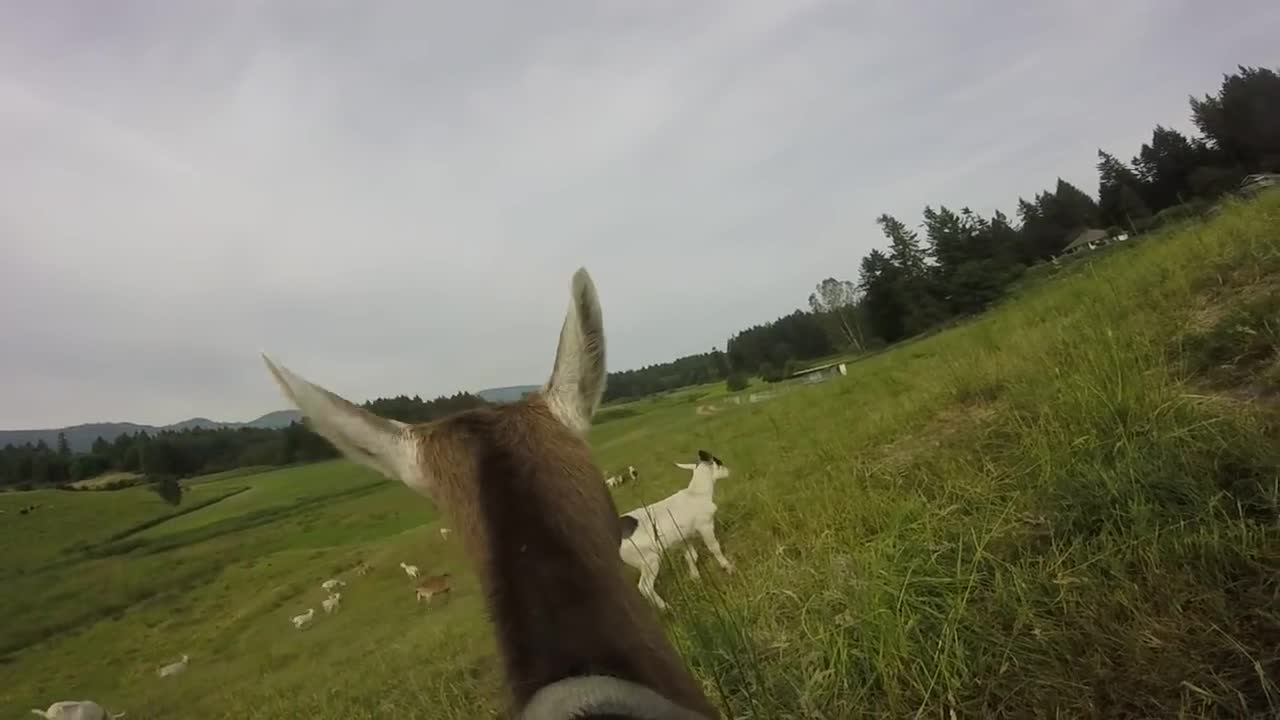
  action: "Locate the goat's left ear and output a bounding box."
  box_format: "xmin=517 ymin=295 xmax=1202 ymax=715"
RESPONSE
xmin=262 ymin=354 xmax=420 ymax=487
xmin=674 ymin=462 xmax=697 ymax=471
xmin=543 ymin=268 xmax=606 ymax=435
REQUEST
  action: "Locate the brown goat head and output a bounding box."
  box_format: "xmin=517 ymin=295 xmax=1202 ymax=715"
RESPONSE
xmin=262 ymin=269 xmax=716 ymax=719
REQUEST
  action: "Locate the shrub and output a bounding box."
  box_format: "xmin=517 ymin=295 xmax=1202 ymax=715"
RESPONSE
xmin=725 ymin=373 xmax=749 ymax=392
xmin=759 ymin=363 xmax=785 ymax=383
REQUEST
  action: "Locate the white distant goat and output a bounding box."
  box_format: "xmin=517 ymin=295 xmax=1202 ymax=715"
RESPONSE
xmin=439 ymin=527 xmax=452 ymax=540
xmin=399 ymin=561 xmax=420 ymax=579
xmin=29 ymin=700 xmax=126 ymax=719
xmin=320 ymin=578 xmax=346 ymax=592
xmin=354 ymin=562 xmax=372 ymax=576
xmin=619 ymin=451 xmax=734 ymax=610
xmin=291 ymin=608 xmax=315 ymax=630
xmin=605 ymin=465 xmax=639 ymax=488
xmin=156 ymin=653 xmax=189 ymax=678
xmin=322 ymin=592 xmax=342 ymax=614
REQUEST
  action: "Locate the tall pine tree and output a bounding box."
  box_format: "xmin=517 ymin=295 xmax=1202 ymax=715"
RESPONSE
xmin=1097 ymin=150 xmax=1152 ymax=229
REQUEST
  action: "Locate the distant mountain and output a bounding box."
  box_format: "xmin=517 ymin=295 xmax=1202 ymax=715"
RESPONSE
xmin=0 ymin=410 xmax=304 ymax=452
xmin=244 ymin=410 xmax=304 ymax=429
xmin=476 ymin=385 xmax=540 ymax=403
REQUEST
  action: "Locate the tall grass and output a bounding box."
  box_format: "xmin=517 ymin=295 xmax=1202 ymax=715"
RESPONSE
xmin=2 ymin=195 xmax=1278 ymax=718
xmin=659 ymin=194 xmax=1280 ymax=718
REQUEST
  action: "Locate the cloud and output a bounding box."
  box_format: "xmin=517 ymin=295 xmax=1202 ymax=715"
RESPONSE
xmin=1 ymin=0 xmax=1276 ymax=427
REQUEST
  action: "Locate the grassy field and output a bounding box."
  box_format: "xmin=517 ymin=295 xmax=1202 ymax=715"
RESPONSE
xmin=68 ymin=471 xmax=143 ymax=489
xmin=3 ymin=194 xmax=1280 ymax=718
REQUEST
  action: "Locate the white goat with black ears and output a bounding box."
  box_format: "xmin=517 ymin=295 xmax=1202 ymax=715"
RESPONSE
xmin=619 ymin=451 xmax=734 ymax=611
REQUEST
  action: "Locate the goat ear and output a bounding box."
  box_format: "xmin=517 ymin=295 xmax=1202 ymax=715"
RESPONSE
xmin=262 ymin=354 xmax=418 ymax=485
xmin=543 ymin=268 xmax=606 ymax=435
xmin=674 ymin=462 xmax=697 ymax=471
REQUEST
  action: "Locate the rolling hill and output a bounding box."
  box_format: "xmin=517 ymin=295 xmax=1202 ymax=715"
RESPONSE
xmin=4 ymin=387 xmax=536 ymax=453
xmin=475 ymin=384 xmax=539 ymax=403
xmin=0 ymin=410 xmax=303 ymax=452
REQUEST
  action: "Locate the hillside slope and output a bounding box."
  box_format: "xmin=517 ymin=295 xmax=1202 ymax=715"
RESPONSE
xmin=2 ymin=195 xmax=1278 ymax=719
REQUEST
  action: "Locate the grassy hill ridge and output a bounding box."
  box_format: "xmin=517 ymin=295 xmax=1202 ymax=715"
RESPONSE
xmin=2 ymin=194 xmax=1278 ymax=718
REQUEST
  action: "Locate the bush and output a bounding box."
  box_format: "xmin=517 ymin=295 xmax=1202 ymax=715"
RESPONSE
xmin=725 ymin=373 xmax=749 ymax=392
xmin=1152 ymin=200 xmax=1210 ymax=229
xmin=148 ymin=475 xmax=184 ymax=506
xmin=759 ymin=363 xmax=785 ymax=383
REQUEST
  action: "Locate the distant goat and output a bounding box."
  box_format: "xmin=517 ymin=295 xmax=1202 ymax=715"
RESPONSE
xmin=156 ymin=653 xmax=189 ymax=678
xmin=322 ymin=592 xmax=342 ymax=614
xmin=290 ymin=608 xmax=315 ymax=630
xmin=605 ymin=464 xmax=640 ymax=488
xmin=29 ymin=700 xmax=125 ymax=719
xmin=415 ymin=574 xmax=452 ymax=604
xmin=439 ymin=527 xmax=452 ymax=540
xmin=320 ymin=578 xmax=346 ymax=592
xmin=261 ymin=268 xmax=717 ymax=718
xmin=354 ymin=562 xmax=372 ymax=576
xmin=399 ymin=561 xmax=420 ymax=579
xmin=619 ymin=451 xmax=734 ymax=610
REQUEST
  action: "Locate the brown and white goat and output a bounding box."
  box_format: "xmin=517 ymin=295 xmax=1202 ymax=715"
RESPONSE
xmin=415 ymin=573 xmax=452 ymax=604
xmin=262 ymin=268 xmax=716 ymax=720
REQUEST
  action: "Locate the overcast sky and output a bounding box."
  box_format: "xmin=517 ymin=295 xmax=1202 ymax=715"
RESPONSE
xmin=1 ymin=1 xmax=1277 ymax=429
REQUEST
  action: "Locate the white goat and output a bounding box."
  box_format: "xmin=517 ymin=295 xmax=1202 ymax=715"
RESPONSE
xmin=320 ymin=578 xmax=345 ymax=592
xmin=399 ymin=561 xmax=420 ymax=579
xmin=439 ymin=527 xmax=452 ymax=540
xmin=30 ymin=701 xmax=125 ymax=719
xmin=605 ymin=464 xmax=639 ymax=488
xmin=156 ymin=653 xmax=189 ymax=678
xmin=322 ymin=592 xmax=342 ymax=614
xmin=291 ymin=608 xmax=315 ymax=630
xmin=619 ymin=451 xmax=733 ymax=610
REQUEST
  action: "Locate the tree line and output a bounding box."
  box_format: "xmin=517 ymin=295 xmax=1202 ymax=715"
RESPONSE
xmin=856 ymin=65 xmax=1278 ymax=343
xmin=0 ymin=392 xmax=487 ymax=492
xmin=605 ymin=64 xmax=1280 ymax=393
xmin=5 ymin=66 xmax=1277 ymax=487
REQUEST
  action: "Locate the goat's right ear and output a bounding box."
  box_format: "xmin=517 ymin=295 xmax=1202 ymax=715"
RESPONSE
xmin=674 ymin=462 xmax=698 ymax=471
xmin=262 ymin=354 xmax=420 ymax=487
xmin=543 ymin=268 xmax=606 ymax=435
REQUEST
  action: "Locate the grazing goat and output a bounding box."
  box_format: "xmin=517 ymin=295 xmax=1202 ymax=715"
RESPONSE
xmin=439 ymin=527 xmax=452 ymax=540
xmin=290 ymin=608 xmax=315 ymax=630
xmin=399 ymin=561 xmax=420 ymax=579
xmin=321 ymin=578 xmax=346 ymax=592
xmin=415 ymin=574 xmax=452 ymax=604
xmin=156 ymin=653 xmax=189 ymax=678
xmin=605 ymin=465 xmax=640 ymax=488
xmin=354 ymin=562 xmax=372 ymax=576
xmin=30 ymin=700 xmax=125 ymax=719
xmin=262 ymin=268 xmax=717 ymax=719
xmin=619 ymin=451 xmax=734 ymax=611
xmin=322 ymin=592 xmax=342 ymax=614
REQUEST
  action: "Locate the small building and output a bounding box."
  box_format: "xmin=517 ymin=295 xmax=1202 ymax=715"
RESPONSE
xmin=790 ymin=360 xmax=849 ymax=385
xmin=1061 ymin=228 xmax=1111 ymax=257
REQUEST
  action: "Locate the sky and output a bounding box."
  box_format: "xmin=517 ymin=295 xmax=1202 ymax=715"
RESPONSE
xmin=2 ymin=0 xmax=1278 ymax=429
